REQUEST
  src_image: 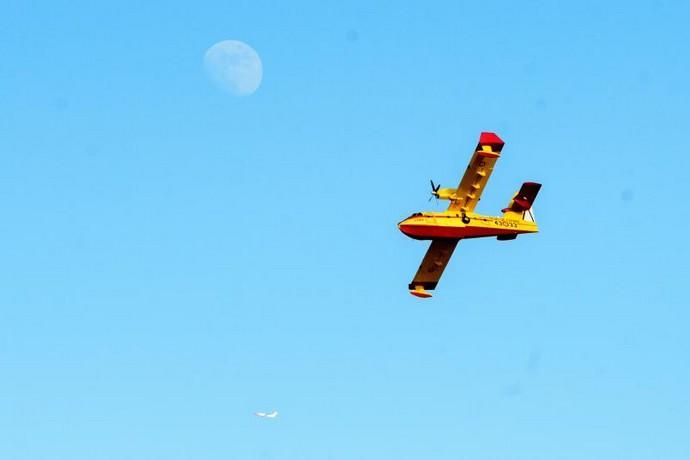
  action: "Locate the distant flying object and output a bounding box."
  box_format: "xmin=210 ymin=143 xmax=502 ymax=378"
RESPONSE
xmin=255 ymin=411 xmax=279 ymax=418
xmin=399 ymin=132 xmax=542 ymax=298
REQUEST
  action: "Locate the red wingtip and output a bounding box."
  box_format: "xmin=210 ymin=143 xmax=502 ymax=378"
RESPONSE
xmin=478 ymin=132 xmax=505 ymax=152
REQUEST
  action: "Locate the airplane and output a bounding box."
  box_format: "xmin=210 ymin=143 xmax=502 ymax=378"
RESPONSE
xmin=398 ymin=132 xmax=541 ymax=298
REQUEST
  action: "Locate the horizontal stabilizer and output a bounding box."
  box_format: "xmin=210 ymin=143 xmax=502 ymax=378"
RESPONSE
xmin=508 ymin=182 xmax=541 ymax=211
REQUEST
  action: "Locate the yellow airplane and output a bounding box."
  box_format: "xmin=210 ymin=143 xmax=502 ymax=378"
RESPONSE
xmin=399 ymin=132 xmax=541 ymax=298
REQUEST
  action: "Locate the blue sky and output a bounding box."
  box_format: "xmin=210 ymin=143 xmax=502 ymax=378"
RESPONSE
xmin=2 ymin=1 xmax=689 ymax=459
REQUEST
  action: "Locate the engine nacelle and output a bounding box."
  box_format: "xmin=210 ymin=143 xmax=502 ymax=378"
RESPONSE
xmin=434 ymin=188 xmax=458 ymax=200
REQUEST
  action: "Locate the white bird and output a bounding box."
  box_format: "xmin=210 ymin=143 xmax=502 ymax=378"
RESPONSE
xmin=255 ymin=410 xmax=278 ymax=419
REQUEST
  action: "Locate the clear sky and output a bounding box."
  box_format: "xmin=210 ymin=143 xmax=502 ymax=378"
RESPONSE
xmin=2 ymin=1 xmax=689 ymax=459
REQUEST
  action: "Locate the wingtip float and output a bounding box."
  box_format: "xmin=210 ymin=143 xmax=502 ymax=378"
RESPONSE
xmin=409 ymin=285 xmax=433 ymax=298
xmin=399 ymin=132 xmax=542 ymax=298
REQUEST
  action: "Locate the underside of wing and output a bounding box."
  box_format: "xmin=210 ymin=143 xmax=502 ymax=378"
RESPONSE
xmin=447 ymin=132 xmax=504 ymax=213
xmin=408 ymin=239 xmax=459 ymax=297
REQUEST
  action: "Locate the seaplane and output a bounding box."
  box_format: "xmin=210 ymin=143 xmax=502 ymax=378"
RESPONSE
xmin=398 ymin=132 xmax=541 ymax=298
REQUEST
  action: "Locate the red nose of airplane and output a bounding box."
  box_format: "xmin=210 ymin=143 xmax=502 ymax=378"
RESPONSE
xmin=398 ymin=217 xmax=428 ymax=240
xmin=398 ymin=218 xmax=413 ymax=237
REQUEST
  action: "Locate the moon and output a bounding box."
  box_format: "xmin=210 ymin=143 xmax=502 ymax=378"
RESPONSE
xmin=204 ymin=40 xmax=263 ymax=96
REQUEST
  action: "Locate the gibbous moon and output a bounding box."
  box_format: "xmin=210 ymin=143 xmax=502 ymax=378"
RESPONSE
xmin=204 ymin=40 xmax=263 ymax=96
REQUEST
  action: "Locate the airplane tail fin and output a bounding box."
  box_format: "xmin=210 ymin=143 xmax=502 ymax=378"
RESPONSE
xmin=501 ymin=182 xmax=541 ymax=221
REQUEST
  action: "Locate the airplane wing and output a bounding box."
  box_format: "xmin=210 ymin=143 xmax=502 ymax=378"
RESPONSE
xmin=447 ymin=132 xmax=505 ymax=213
xmin=408 ymin=239 xmax=459 ymax=297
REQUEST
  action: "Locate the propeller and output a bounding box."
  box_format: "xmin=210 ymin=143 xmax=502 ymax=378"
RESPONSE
xmin=429 ymin=180 xmax=441 ymax=201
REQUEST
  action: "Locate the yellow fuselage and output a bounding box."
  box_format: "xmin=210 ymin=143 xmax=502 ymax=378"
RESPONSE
xmin=398 ymin=211 xmax=538 ymax=240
